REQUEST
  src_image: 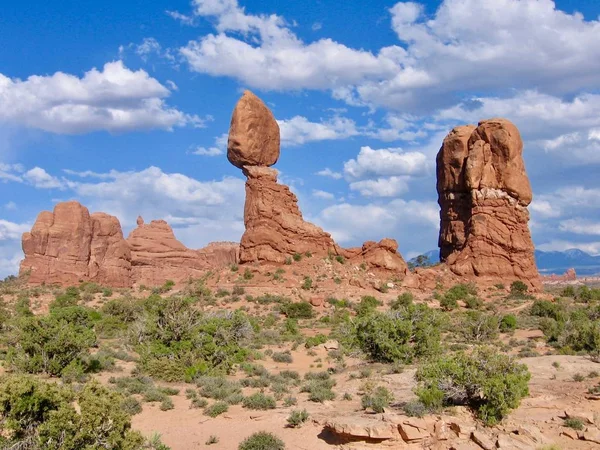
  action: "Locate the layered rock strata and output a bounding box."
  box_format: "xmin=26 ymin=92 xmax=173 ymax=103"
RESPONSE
xmin=437 ymin=118 xmax=540 ymax=289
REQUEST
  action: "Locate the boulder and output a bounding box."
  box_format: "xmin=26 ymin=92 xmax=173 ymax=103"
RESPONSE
xmin=351 ymin=239 xmax=408 ymax=274
xmin=437 ymin=119 xmax=540 ymax=290
xmin=227 ymin=90 xmax=280 ymax=168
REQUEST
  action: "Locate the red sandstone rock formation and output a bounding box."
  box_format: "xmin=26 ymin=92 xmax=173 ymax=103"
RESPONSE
xmin=240 ymin=165 xmax=337 ymax=263
xmin=228 ymin=90 xmax=280 ymax=169
xmin=229 ymin=91 xmax=408 ymax=274
xmin=437 ymin=118 xmax=540 ymax=289
xmin=20 ymin=201 xmax=131 ymax=287
xmin=20 ymin=202 xmax=238 ymax=287
xmin=540 ymin=268 xmax=577 ymax=283
xmin=126 ymin=219 xmax=238 ymax=285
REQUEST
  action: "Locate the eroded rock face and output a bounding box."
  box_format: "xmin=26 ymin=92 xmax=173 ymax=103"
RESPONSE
xmin=240 ymin=165 xmax=337 ymax=263
xmin=126 ymin=219 xmax=239 ymax=286
xmin=350 ymin=239 xmax=408 ymax=274
xmin=20 ymin=202 xmax=239 ymax=287
xmin=437 ymin=118 xmax=540 ymax=289
xmin=227 ymin=90 xmax=280 ymax=169
xmin=20 ymin=201 xmax=131 ymax=287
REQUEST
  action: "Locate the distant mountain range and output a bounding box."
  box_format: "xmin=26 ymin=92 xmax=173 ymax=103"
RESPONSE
xmin=409 ymin=249 xmax=600 ymax=276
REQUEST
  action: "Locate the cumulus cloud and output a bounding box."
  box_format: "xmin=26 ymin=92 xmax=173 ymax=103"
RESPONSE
xmin=177 ymin=0 xmax=600 ymax=114
xmin=23 ymin=167 xmax=66 ymax=189
xmin=0 ymin=219 xmax=31 ymax=278
xmin=559 ymin=219 xmax=600 ymax=236
xmin=191 ymin=133 xmax=228 ymax=156
xmin=312 ymin=189 xmax=335 ymax=200
xmin=0 ymin=61 xmax=202 ymax=134
xmin=316 ymin=168 xmax=342 ymax=180
xmin=349 ymin=176 xmax=409 ymax=197
xmin=315 ymin=199 xmax=439 ymax=253
xmin=278 ymin=115 xmax=359 ymax=146
xmin=343 ymin=146 xmax=430 ymax=180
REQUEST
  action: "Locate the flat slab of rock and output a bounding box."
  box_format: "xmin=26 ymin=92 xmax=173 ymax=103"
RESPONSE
xmin=325 ymin=417 xmax=398 ymax=440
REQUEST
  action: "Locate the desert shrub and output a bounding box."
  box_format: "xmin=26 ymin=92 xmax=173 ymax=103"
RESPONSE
xmin=564 ymin=417 xmax=585 ymax=430
xmin=243 ymin=269 xmax=254 ymax=280
xmin=561 ymin=286 xmax=576 ymax=298
xmin=121 ymin=396 xmax=143 ymax=415
xmin=361 ymin=386 xmax=393 ymax=413
xmin=272 ymin=351 xmax=293 ymax=363
xmin=465 ymin=296 xmax=483 ymax=310
xmin=5 ymin=314 xmax=96 ymax=376
xmin=415 ymin=347 xmax=530 ymax=425
xmin=509 ymin=280 xmax=529 ymax=298
xmin=500 ymin=314 xmax=517 ymax=332
xmin=0 ymin=375 xmax=145 ymax=450
xmin=301 ymin=375 xmax=336 ymax=403
xmin=197 ymin=376 xmax=242 ymax=400
xmin=460 ymin=311 xmax=500 ymax=342
xmin=439 ymin=295 xmax=458 ymax=311
xmin=50 ymin=286 xmax=80 ymax=309
xmin=205 ymin=401 xmax=229 ymax=417
xmin=238 ymin=431 xmax=285 ymax=450
xmin=353 ymin=304 xmax=443 ymax=363
xmin=530 ymin=300 xmax=565 ymax=320
xmin=286 ymin=409 xmax=309 ymax=428
xmin=354 ymin=296 xmax=382 ymax=317
xmin=301 ymin=276 xmax=313 ymax=290
xmin=305 ymin=333 xmax=327 ymax=348
xmin=292 ymin=252 xmax=302 ymax=262
xmin=391 ymin=292 xmax=414 ymax=309
xmin=233 ymin=286 xmax=245 ymax=296
xmin=159 ymin=397 xmax=174 ymax=411
xmin=280 ymin=301 xmax=313 ymax=319
xmin=243 ymin=392 xmax=276 ymax=410
xmin=134 ymin=298 xmax=252 ymax=381
xmin=402 ymin=400 xmax=428 ymax=417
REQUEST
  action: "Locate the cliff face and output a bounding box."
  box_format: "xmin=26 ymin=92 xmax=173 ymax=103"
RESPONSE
xmin=20 ymin=203 xmax=238 ymax=287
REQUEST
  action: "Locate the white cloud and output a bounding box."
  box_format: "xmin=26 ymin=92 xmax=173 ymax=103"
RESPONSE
xmin=0 ymin=220 xmax=31 ymax=278
xmin=349 ymin=176 xmax=409 ymax=197
xmin=178 ymin=0 xmax=600 ymax=114
xmin=4 ymin=201 xmax=16 ymax=210
xmin=316 ymin=168 xmax=342 ymax=180
xmin=0 ymin=61 xmax=202 ymax=134
xmin=190 ymin=132 xmax=228 ymax=156
xmin=0 ymin=163 xmax=24 ymax=182
xmin=315 ymin=199 xmax=438 ymax=252
xmin=529 ymin=199 xmax=561 ymax=219
xmin=278 ymin=115 xmax=359 ymax=146
xmin=312 ymin=22 xmax=322 ymax=31
xmin=312 ymin=189 xmax=335 ymax=200
xmin=343 ymin=146 xmax=430 ymax=180
xmin=0 ymin=219 xmax=30 ymax=241
xmin=23 ymin=167 xmax=65 ymax=189
xmin=559 ymin=219 xmax=600 ymax=236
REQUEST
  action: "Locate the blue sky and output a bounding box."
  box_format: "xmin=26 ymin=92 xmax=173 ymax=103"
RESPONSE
xmin=1 ymin=0 xmax=600 ymax=277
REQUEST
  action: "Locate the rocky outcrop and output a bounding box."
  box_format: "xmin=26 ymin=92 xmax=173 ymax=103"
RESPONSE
xmin=227 ymin=90 xmax=280 ymax=169
xmin=20 ymin=201 xmax=131 ymax=287
xmin=20 ymin=202 xmax=238 ymax=287
xmin=240 ymin=165 xmax=337 ymax=263
xmin=437 ymin=118 xmax=540 ymax=289
xmin=126 ymin=219 xmax=238 ymax=285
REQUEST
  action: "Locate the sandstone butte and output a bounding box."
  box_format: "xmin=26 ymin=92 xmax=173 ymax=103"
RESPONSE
xmin=19 ymin=201 xmax=238 ymax=288
xmin=436 ymin=118 xmax=540 ymax=290
xmin=19 ymin=94 xmax=541 ymax=290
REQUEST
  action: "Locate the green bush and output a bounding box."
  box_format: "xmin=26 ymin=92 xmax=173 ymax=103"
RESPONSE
xmin=439 ymin=295 xmax=458 ymax=311
xmin=301 ymin=375 xmax=336 ymax=403
xmin=5 ymin=314 xmax=96 ymax=376
xmin=460 ymin=311 xmax=499 ymax=342
xmin=243 ymin=392 xmax=276 ymax=410
xmin=415 ymin=347 xmax=530 ymax=425
xmin=196 ymin=376 xmax=242 ymax=400
xmin=301 ymin=277 xmax=313 ymax=290
xmin=160 ymin=397 xmax=174 ymax=411
xmin=353 ymin=304 xmax=443 ymax=363
xmin=361 ymin=386 xmax=393 ymax=413
xmin=204 ymin=401 xmax=229 ymax=417
xmin=500 ymin=314 xmax=517 ymax=332
xmin=121 ymin=396 xmax=143 ymax=415
xmin=239 ymin=431 xmax=285 ymax=450
xmin=280 ymin=302 xmax=313 ymax=319
xmin=305 ymin=333 xmax=327 ymax=348
xmin=509 ymin=280 xmax=529 ymax=298
xmin=354 ymin=296 xmax=381 ymax=317
xmin=391 ymin=292 xmax=413 ymax=309
xmin=272 ymin=351 xmax=293 ymax=363
xmin=0 ymin=375 xmax=145 ymax=449
xmin=286 ymin=409 xmax=309 ymax=428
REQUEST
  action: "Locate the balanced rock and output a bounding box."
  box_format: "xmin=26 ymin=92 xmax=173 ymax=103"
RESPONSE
xmin=20 ymin=201 xmax=131 ymax=287
xmin=240 ymin=165 xmax=337 ymax=263
xmin=437 ymin=118 xmax=540 ymax=289
xmin=227 ymin=90 xmax=280 ymax=169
